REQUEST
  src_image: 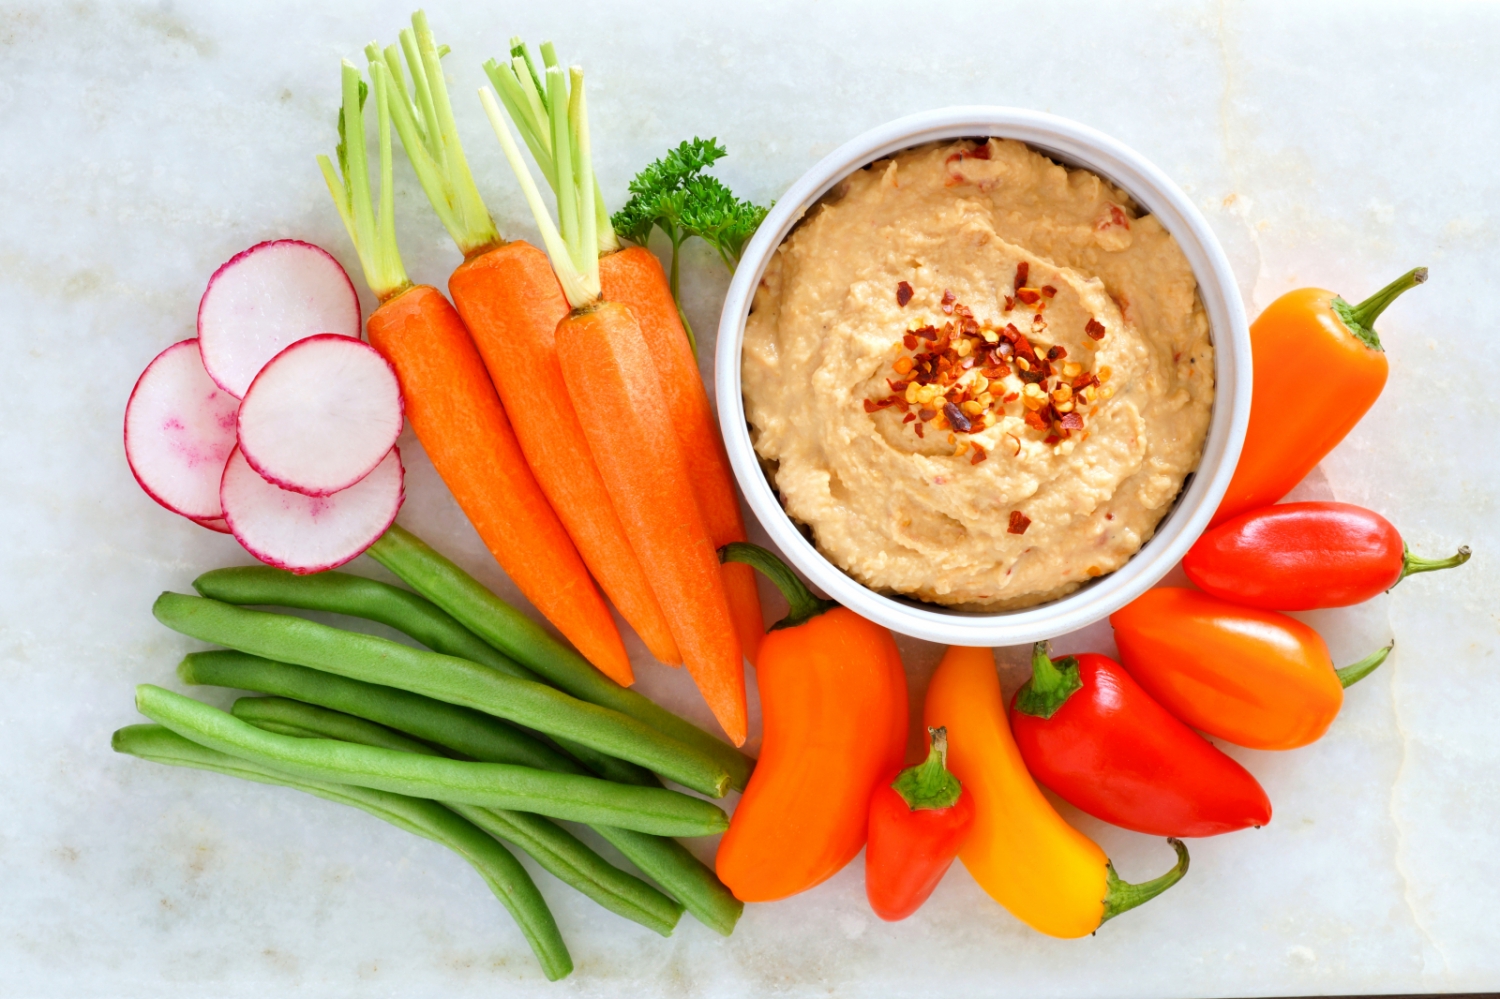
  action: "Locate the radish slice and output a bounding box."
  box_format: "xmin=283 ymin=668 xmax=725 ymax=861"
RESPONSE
xmin=193 ymin=516 xmax=232 ymax=534
xmin=221 ymin=446 xmax=404 ymax=574
xmin=236 ymin=334 xmax=403 ymax=496
xmin=124 ymin=339 xmax=240 ymax=521
xmin=197 ymin=239 xmax=361 ymax=398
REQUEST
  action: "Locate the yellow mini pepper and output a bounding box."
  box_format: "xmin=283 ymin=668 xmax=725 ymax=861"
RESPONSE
xmin=923 ymin=645 xmax=1188 ymax=938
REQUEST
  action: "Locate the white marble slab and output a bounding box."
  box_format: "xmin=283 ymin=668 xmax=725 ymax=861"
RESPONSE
xmin=2 ymin=1 xmax=1497 ymax=996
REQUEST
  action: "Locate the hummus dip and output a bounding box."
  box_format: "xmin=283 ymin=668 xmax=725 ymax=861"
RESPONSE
xmin=742 ymin=138 xmax=1214 ymax=609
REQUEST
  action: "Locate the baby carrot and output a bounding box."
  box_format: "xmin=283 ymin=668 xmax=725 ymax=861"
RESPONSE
xmin=318 ymin=56 xmax=631 ymax=684
xmin=481 ymin=65 xmax=746 ymax=745
xmin=369 ymin=17 xmax=678 ymax=667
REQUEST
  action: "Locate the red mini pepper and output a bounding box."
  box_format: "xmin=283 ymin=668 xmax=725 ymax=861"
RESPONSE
xmin=1010 ymin=643 xmax=1271 ymax=838
xmin=1185 ymin=501 xmax=1470 ymax=610
xmin=865 ymin=726 xmax=975 ymax=921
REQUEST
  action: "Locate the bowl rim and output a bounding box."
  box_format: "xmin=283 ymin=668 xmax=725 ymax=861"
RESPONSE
xmin=715 ymin=106 xmax=1251 ymax=645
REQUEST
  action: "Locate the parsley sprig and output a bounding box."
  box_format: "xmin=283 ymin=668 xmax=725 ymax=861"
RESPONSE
xmin=610 ymin=138 xmax=768 ymax=352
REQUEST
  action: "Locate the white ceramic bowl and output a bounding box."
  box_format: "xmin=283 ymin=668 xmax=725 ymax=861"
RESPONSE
xmin=716 ymin=107 xmax=1250 ymax=645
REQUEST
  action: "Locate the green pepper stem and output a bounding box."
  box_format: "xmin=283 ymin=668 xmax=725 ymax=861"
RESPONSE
xmin=1335 ymin=641 xmax=1394 ymax=689
xmin=1396 ymin=544 xmax=1471 ymax=587
xmin=1330 ymin=267 xmax=1427 ymax=351
xmin=890 ymin=727 xmax=963 ymax=810
xmin=1013 ymin=642 xmax=1083 ymax=720
xmin=1100 ymin=838 xmax=1190 ymax=925
xmin=718 ymin=542 xmax=836 ymax=631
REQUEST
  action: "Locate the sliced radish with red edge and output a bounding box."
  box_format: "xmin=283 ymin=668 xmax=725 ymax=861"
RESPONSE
xmin=124 ymin=338 xmax=240 ymax=521
xmin=193 ymin=516 xmax=232 ymax=534
xmin=236 ymin=334 xmax=403 ymax=497
xmin=197 ymin=239 xmax=361 ymax=398
xmin=220 ymin=446 xmax=404 ymax=574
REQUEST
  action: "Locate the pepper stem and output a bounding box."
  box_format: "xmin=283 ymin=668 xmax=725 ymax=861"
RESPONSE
xmin=1013 ymin=642 xmax=1083 ymax=719
xmin=1100 ymin=838 xmax=1190 ymax=925
xmin=890 ymin=727 xmax=964 ymax=811
xmin=1330 ymin=267 xmax=1427 ymax=351
xmin=718 ymin=542 xmax=836 ymax=631
xmin=1395 ymin=544 xmax=1471 ymax=587
xmin=1334 ymin=641 xmax=1394 ymax=689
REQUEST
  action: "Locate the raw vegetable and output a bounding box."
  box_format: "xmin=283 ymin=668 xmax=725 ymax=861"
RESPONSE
xmin=196 ymin=239 xmax=361 ymax=399
xmin=366 ymin=525 xmax=755 ymax=792
xmin=864 ymin=727 xmax=975 ymax=922
xmin=219 ymin=446 xmax=404 ymax=574
xmin=190 ymin=565 xmax=652 ymax=786
xmin=152 ymin=592 xmax=731 ymax=798
xmin=179 ymin=649 xmax=743 ymax=936
xmin=111 ymin=723 xmax=572 ymax=980
xmin=135 ymin=684 xmax=728 ymax=837
xmin=480 ymin=67 xmax=746 ymax=745
xmin=235 ymin=334 xmax=403 ymax=496
xmin=193 ymin=516 xmax=231 ymax=534
xmin=713 ymin=543 xmax=907 ymax=902
xmin=231 ymin=696 xmax=683 ymax=937
xmin=488 ymin=43 xmax=766 ymax=669
xmin=1010 ymin=642 xmax=1272 ymax=838
xmin=1213 ymin=268 xmax=1426 ymax=526
xmin=924 ymin=645 xmax=1190 ymax=938
xmin=318 ymin=55 xmax=632 ymax=682
xmin=123 ymin=339 xmax=240 ymax=522
xmin=1111 ymin=588 xmax=1394 ymax=750
xmin=373 ymin=15 xmax=678 ymax=668
xmin=1185 ymin=501 xmax=1471 ymax=610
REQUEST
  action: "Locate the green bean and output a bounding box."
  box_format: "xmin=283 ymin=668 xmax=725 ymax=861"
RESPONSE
xmin=135 ymin=684 xmax=728 ymax=837
xmin=231 ymin=697 xmax=683 ymax=937
xmin=111 ymin=723 xmax=571 ymax=980
xmin=153 ymin=593 xmax=728 ymax=798
xmin=181 ymin=650 xmax=743 ymax=935
xmin=192 ymin=567 xmax=655 ymax=788
xmin=367 ymin=525 xmax=755 ymax=791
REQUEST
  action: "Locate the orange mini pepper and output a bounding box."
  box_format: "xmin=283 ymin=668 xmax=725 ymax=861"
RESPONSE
xmin=924 ymin=645 xmax=1189 ymax=939
xmin=1110 ymin=588 xmax=1393 ymax=750
xmin=1213 ymin=268 xmax=1426 ymax=527
xmin=713 ymin=544 xmax=908 ymax=903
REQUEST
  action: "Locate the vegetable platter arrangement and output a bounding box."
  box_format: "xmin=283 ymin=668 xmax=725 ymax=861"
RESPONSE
xmin=90 ymin=5 xmax=1477 ymax=991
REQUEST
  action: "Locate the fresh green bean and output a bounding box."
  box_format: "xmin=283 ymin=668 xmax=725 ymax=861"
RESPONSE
xmin=111 ymin=723 xmax=571 ymax=980
xmin=231 ymin=696 xmax=683 ymax=937
xmin=136 ymin=684 xmax=728 ymax=837
xmin=153 ymin=592 xmax=729 ymax=798
xmin=181 ymin=650 xmax=743 ymax=934
xmin=191 ymin=566 xmax=655 ymax=787
xmin=367 ymin=525 xmax=755 ymax=791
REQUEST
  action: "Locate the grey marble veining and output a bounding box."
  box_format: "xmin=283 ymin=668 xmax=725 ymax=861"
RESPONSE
xmin=1 ymin=2 xmax=1497 ymax=996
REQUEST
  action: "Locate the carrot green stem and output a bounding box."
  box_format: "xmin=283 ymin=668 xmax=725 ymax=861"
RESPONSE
xmin=1396 ymin=544 xmax=1471 ymax=586
xmin=718 ymin=542 xmax=835 ymax=631
xmin=1014 ymin=641 xmax=1082 ymax=720
xmin=1330 ymin=267 xmax=1427 ymax=351
xmin=318 ymin=59 xmax=410 ymax=302
xmin=890 ymin=727 xmax=963 ymax=810
xmin=1101 ymin=838 xmax=1190 ymax=925
xmin=1334 ymin=641 xmax=1394 ymax=689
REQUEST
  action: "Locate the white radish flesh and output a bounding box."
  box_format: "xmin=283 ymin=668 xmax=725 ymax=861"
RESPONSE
xmin=236 ymin=334 xmax=404 ymax=496
xmin=197 ymin=239 xmax=361 ymax=398
xmin=124 ymin=339 xmax=240 ymax=521
xmin=220 ymin=446 xmax=404 ymax=574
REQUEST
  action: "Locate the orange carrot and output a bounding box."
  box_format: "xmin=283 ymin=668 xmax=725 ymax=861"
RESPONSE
xmin=599 ymin=247 xmax=764 ymax=666
xmin=368 ymin=19 xmax=680 ymax=668
xmin=318 ymin=55 xmax=632 ymax=685
xmin=558 ymin=302 xmax=746 ymax=743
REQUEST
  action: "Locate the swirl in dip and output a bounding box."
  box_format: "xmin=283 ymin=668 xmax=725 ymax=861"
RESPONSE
xmin=742 ymin=138 xmax=1214 ymax=609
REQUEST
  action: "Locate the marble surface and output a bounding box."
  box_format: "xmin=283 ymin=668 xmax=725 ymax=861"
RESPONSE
xmin=2 ymin=1 xmax=1498 ymax=996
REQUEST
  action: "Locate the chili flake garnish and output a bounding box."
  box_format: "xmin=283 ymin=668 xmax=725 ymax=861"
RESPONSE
xmin=940 ymin=289 xmax=956 ymax=314
xmin=1013 ymin=262 xmax=1029 ymax=291
xmin=1085 ymin=318 xmax=1107 ymax=340
xmin=896 ymin=281 xmax=914 ymax=307
xmin=1008 ymin=510 xmax=1032 ymax=534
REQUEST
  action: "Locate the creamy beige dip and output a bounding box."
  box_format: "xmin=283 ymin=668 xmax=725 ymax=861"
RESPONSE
xmin=742 ymin=138 xmax=1214 ymax=609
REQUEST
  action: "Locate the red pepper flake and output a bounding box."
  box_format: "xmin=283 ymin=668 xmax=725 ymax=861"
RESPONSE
xmin=970 ymin=442 xmax=988 ymax=464
xmin=903 ymin=333 xmax=919 ymax=350
xmin=943 ymin=402 xmax=972 ymax=433
xmin=863 ymin=397 xmax=899 ymax=413
xmin=1041 ymin=285 xmax=1057 ymax=298
xmin=918 ymin=408 xmax=937 ymax=421
xmin=1008 ymin=510 xmax=1031 ymax=535
xmin=1024 ymin=408 xmax=1050 ymax=431
xmin=1047 ymin=345 xmax=1067 ymax=361
xmin=887 ymin=379 xmax=909 ymax=393
xmin=1015 ymin=287 xmax=1042 ymax=306
xmin=940 ymin=289 xmax=956 ymax=314
xmin=1043 ymin=433 xmax=1063 ymax=445
xmin=1096 ymin=204 xmax=1130 ymax=230
xmin=903 ymin=413 xmax=916 ymax=423
xmin=1004 ymin=295 xmax=1015 ymax=312
xmin=1059 ymin=411 xmax=1085 ymax=430
xmin=969 ymin=141 xmax=991 ymax=160
xmin=914 ymin=422 xmax=925 ymax=438
xmin=1003 ymin=391 xmax=1020 ymax=403
xmin=1012 ymin=333 xmax=1038 ymax=364
xmin=1013 ymin=262 xmax=1029 ymax=291
xmin=1003 ymin=323 xmax=1022 ymax=342
xmin=1085 ymin=318 xmax=1107 ymax=341
xmin=1072 ymin=372 xmax=1098 ymax=390
xmin=916 ymin=325 xmax=939 ymax=341
xmin=896 ymin=281 xmax=914 ymax=307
